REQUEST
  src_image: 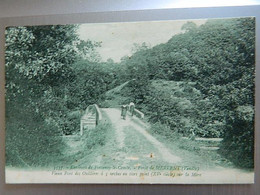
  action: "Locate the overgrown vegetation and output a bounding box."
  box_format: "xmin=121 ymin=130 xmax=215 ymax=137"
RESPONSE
xmin=145 ymin=80 xmax=221 ymax=137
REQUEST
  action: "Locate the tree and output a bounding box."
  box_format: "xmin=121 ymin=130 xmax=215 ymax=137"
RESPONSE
xmin=131 ymin=42 xmax=151 ymax=54
xmin=181 ymin=21 xmax=197 ymax=32
xmin=5 ymin=24 xmax=88 ymax=166
xmin=76 ymin=39 xmax=102 ymax=62
xmin=6 ymin=25 xmax=78 ymax=84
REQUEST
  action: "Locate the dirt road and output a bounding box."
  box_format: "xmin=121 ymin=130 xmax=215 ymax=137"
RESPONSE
xmin=104 ymin=108 xmax=181 ymax=163
xmin=74 ymin=108 xmax=182 ymax=168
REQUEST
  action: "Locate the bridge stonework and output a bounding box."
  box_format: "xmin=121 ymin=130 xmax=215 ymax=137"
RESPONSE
xmin=80 ymin=104 xmax=102 ymax=136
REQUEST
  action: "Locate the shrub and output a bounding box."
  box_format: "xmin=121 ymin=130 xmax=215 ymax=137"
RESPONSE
xmin=220 ymin=106 xmax=254 ymax=168
xmin=150 ymin=122 xmax=180 ymax=140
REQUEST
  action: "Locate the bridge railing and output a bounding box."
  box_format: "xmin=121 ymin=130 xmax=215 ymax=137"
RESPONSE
xmin=133 ymin=108 xmax=144 ymax=119
xmin=80 ymin=104 xmax=102 ymax=136
xmin=119 ymin=104 xmax=145 ymax=120
xmin=93 ymin=104 xmax=102 ymax=125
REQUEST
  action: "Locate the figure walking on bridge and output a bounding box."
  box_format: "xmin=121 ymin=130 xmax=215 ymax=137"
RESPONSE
xmin=129 ymin=102 xmax=135 ymax=116
xmin=121 ymin=104 xmax=128 ymax=120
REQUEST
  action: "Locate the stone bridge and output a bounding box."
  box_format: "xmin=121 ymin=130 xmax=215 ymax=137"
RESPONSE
xmin=80 ymin=103 xmax=144 ymax=136
xmin=80 ymin=104 xmax=102 ymax=136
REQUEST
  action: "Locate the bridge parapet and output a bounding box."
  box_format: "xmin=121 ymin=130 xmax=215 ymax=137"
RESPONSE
xmin=133 ymin=108 xmax=144 ymax=119
xmin=119 ymin=104 xmax=145 ymax=120
xmin=80 ymin=104 xmax=102 ymax=136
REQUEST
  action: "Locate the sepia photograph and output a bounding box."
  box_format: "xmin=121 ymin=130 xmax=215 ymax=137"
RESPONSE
xmin=5 ymin=17 xmax=255 ymax=183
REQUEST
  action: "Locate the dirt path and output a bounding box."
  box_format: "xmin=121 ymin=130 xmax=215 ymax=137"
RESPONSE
xmin=74 ymin=108 xmax=184 ymax=169
xmin=67 ymin=107 xmax=183 ymax=170
xmin=103 ymin=108 xmax=181 ymax=164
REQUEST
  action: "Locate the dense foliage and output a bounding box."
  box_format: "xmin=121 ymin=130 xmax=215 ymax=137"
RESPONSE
xmin=5 ymin=25 xmax=109 ymax=166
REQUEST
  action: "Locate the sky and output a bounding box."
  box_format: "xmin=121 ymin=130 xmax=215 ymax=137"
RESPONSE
xmin=77 ymin=19 xmax=206 ymax=62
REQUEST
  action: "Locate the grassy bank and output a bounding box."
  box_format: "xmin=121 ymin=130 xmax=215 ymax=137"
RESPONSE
xmin=147 ymin=122 xmax=234 ymax=170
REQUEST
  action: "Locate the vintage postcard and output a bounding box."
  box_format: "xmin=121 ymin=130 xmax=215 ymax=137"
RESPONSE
xmin=5 ymin=17 xmax=255 ymax=183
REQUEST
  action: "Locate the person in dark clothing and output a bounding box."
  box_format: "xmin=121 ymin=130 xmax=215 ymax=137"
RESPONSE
xmin=121 ymin=105 xmax=127 ymax=120
xmin=129 ymin=102 xmax=135 ymax=116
